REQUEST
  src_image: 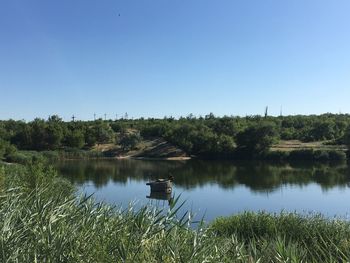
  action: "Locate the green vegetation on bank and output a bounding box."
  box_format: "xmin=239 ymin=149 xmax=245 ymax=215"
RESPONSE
xmin=212 ymin=212 xmax=350 ymax=261
xmin=1 ymin=162 xmax=350 ymax=262
xmin=3 ymin=149 xmax=104 ymax=165
xmin=1 ymin=113 xmax=350 ymax=160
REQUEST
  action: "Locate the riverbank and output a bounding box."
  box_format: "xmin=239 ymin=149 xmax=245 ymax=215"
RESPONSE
xmin=4 ymin=148 xmax=348 ymax=166
xmin=2 ymin=137 xmax=348 ymax=166
xmin=1 ymin=162 xmax=350 ymax=262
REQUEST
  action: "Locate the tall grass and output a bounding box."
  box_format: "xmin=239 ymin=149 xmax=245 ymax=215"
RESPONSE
xmin=4 ymin=149 xmax=105 ymax=166
xmin=1 ymin=163 xmax=350 ymax=262
xmin=211 ymin=211 xmax=350 ymax=262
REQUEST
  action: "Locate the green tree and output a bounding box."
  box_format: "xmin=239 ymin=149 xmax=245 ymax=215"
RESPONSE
xmin=0 ymin=139 xmax=16 ymax=160
xmin=310 ymin=121 xmax=335 ymax=141
xmin=236 ymin=122 xmax=278 ymax=157
xmin=46 ymin=116 xmax=64 ymax=150
xmin=12 ymin=125 xmax=32 ymax=149
xmin=342 ymin=125 xmax=350 ymax=148
xmin=85 ymin=127 xmax=97 ymax=147
xmin=118 ymin=132 xmax=141 ymax=151
xmin=93 ymin=121 xmax=114 ymax=144
xmin=30 ymin=119 xmax=47 ymax=150
xmin=66 ymin=130 xmax=85 ymax=148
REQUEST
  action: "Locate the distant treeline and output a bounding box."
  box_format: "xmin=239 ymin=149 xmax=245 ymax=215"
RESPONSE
xmin=1 ymin=113 xmax=350 ymax=161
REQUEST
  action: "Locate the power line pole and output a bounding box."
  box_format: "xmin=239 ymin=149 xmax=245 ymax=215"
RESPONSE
xmin=93 ymin=113 xmax=96 ymax=121
xmin=72 ymin=115 xmax=76 ymax=122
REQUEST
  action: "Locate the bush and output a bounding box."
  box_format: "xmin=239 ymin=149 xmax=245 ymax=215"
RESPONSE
xmin=65 ymin=130 xmax=85 ymax=148
xmin=59 ymin=148 xmax=103 ymax=159
xmin=5 ymin=151 xmax=44 ymax=165
xmin=0 ymin=139 xmax=17 ymax=160
xmin=41 ymin=151 xmax=60 ymax=162
xmin=140 ymin=124 xmax=166 ymax=138
xmin=235 ymin=122 xmax=278 ymax=157
xmin=118 ymin=132 xmax=142 ymax=151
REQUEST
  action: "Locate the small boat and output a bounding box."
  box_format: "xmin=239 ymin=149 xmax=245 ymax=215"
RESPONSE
xmin=146 ymin=178 xmax=172 ymax=193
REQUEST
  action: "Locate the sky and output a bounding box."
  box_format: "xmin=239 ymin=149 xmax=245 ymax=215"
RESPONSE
xmin=0 ymin=0 xmax=350 ymax=121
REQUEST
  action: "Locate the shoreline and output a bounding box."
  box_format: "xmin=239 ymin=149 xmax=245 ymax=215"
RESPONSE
xmin=130 ymin=156 xmax=191 ymax=161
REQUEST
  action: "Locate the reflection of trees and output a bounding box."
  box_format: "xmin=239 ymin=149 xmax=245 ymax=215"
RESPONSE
xmin=56 ymin=160 xmax=350 ymax=192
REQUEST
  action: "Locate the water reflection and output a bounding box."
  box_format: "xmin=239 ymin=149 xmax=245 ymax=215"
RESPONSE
xmin=56 ymin=159 xmax=350 ymax=193
xmin=146 ymin=191 xmax=173 ymax=207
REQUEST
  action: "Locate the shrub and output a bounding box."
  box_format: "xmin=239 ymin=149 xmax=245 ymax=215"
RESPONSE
xmin=235 ymin=122 xmax=278 ymax=157
xmin=0 ymin=139 xmax=17 ymax=160
xmin=118 ymin=132 xmax=142 ymax=151
xmin=5 ymin=151 xmax=44 ymax=165
xmin=59 ymin=148 xmax=103 ymax=159
xmin=41 ymin=151 xmax=60 ymax=162
xmin=65 ymin=130 xmax=85 ymax=148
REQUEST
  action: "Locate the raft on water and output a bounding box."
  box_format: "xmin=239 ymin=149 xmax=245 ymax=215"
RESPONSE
xmin=146 ymin=179 xmax=172 ymax=193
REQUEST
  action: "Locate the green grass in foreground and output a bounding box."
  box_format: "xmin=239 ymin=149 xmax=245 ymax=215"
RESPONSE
xmin=1 ymin=163 xmax=350 ymax=262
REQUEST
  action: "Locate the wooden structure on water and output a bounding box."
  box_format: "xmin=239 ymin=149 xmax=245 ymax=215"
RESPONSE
xmin=146 ymin=179 xmax=173 ymax=206
xmin=146 ymin=179 xmax=172 ymax=193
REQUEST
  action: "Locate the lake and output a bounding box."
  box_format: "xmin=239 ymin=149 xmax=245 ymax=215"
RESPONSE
xmin=56 ymin=159 xmax=350 ymax=222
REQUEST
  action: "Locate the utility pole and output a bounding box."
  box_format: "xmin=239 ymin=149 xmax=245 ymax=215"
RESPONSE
xmin=280 ymin=106 xmax=283 ymax=117
xmin=264 ymin=106 xmax=268 ymax=118
xmin=104 ymin=114 xmax=107 ymax=121
xmin=93 ymin=113 xmax=96 ymax=121
xmin=72 ymin=115 xmax=76 ymax=122
xmin=115 ymin=114 xmax=118 ymax=120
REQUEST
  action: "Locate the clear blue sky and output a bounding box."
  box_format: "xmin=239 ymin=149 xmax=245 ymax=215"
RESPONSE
xmin=1 ymin=0 xmax=350 ymax=121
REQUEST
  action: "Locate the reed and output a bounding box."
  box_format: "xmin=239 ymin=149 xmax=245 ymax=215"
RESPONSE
xmin=1 ymin=163 xmax=350 ymax=262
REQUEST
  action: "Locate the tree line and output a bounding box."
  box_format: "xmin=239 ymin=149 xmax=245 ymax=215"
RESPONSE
xmin=1 ymin=113 xmax=350 ymax=160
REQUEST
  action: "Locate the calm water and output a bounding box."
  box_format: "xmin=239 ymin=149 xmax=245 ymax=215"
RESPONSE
xmin=56 ymin=159 xmax=350 ymax=222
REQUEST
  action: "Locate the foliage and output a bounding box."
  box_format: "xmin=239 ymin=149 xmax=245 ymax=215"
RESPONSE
xmin=65 ymin=130 xmax=85 ymax=148
xmin=0 ymin=139 xmax=16 ymax=160
xmin=58 ymin=148 xmax=104 ymax=159
xmin=1 ymin=163 xmax=350 ymax=262
xmin=1 ymin=113 xmax=350 ymax=159
xmin=84 ymin=126 xmax=98 ymax=146
xmin=211 ymin=211 xmax=350 ymax=261
xmin=46 ymin=116 xmax=64 ymax=150
xmin=235 ymin=122 xmax=278 ymax=157
xmin=342 ymin=125 xmax=350 ymax=148
xmin=118 ymin=132 xmax=142 ymax=151
xmin=94 ymin=120 xmax=115 ymax=144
